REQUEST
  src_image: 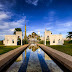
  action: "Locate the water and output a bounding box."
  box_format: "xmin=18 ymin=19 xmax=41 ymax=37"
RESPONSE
xmin=6 ymin=44 xmax=63 ymax=72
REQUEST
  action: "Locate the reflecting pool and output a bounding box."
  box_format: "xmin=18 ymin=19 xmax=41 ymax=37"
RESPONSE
xmin=6 ymin=44 xmax=63 ymax=72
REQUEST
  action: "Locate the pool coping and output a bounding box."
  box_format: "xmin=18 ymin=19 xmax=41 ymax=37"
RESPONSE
xmin=37 ymin=44 xmax=72 ymax=72
xmin=0 ymin=44 xmax=30 ymax=71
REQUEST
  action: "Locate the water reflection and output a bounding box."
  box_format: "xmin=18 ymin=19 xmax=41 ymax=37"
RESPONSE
xmin=29 ymin=44 xmax=39 ymax=52
xmin=6 ymin=44 xmax=63 ymax=72
xmin=44 ymin=53 xmax=51 ymax=60
xmin=25 ymin=49 xmax=26 ymax=59
xmin=16 ymin=54 xmax=23 ymax=62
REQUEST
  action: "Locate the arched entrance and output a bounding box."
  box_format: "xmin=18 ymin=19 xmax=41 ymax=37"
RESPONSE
xmin=17 ymin=36 xmax=21 ymax=45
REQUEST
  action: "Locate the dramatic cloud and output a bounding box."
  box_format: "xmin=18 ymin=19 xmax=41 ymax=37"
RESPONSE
xmin=0 ymin=13 xmax=26 ymax=40
xmin=0 ymin=0 xmax=72 ymax=40
xmin=0 ymin=16 xmax=26 ymax=30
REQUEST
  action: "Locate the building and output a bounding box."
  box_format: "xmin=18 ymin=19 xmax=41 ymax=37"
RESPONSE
xmin=28 ymin=32 xmax=40 ymax=43
xmin=3 ymin=31 xmax=22 ymax=46
xmin=41 ymin=29 xmax=64 ymax=45
xmin=3 ymin=22 xmax=27 ymax=46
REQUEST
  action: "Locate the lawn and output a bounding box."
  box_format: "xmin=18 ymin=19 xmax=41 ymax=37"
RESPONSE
xmin=0 ymin=45 xmax=20 ymax=55
xmin=47 ymin=44 xmax=72 ymax=56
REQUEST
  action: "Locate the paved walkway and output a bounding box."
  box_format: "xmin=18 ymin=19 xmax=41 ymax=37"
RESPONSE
xmin=37 ymin=44 xmax=72 ymax=71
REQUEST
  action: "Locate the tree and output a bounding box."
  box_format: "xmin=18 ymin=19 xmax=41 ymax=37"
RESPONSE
xmin=0 ymin=40 xmax=3 ymax=45
xmin=67 ymin=32 xmax=72 ymax=39
xmin=13 ymin=28 xmax=22 ymax=34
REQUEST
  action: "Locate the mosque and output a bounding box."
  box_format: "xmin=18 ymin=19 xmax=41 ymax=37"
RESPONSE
xmin=3 ymin=22 xmax=64 ymax=46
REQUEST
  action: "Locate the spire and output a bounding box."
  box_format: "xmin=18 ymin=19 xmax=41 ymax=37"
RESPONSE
xmin=45 ymin=28 xmax=46 ymax=31
xmin=24 ymin=20 xmax=27 ymax=39
xmin=25 ymin=21 xmax=26 ymax=26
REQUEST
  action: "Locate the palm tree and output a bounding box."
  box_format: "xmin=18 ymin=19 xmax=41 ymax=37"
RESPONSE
xmin=67 ymin=32 xmax=72 ymax=40
xmin=13 ymin=28 xmax=22 ymax=35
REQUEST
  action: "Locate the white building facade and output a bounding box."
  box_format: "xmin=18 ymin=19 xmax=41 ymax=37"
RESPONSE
xmin=41 ymin=30 xmax=64 ymax=45
xmin=3 ymin=31 xmax=22 ymax=46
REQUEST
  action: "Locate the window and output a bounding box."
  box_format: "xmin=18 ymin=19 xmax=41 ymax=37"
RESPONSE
xmin=53 ymin=39 xmax=55 ymax=43
xmin=47 ymin=36 xmax=49 ymax=40
xmin=58 ymin=39 xmax=60 ymax=43
xmin=7 ymin=39 xmax=9 ymax=43
xmin=12 ymin=40 xmax=14 ymax=43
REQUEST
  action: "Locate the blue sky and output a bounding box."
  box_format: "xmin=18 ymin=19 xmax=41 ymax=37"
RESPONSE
xmin=0 ymin=0 xmax=72 ymax=40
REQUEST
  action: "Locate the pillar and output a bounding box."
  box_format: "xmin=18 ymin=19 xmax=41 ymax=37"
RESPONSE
xmin=21 ymin=38 xmax=22 ymax=45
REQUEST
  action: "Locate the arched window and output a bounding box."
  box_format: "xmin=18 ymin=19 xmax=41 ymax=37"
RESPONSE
xmin=18 ymin=36 xmax=20 ymax=39
xmin=53 ymin=39 xmax=55 ymax=43
xmin=47 ymin=36 xmax=49 ymax=40
xmin=17 ymin=36 xmax=21 ymax=45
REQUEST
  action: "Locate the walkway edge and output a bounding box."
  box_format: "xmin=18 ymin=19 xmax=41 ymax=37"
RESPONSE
xmin=0 ymin=44 xmax=30 ymax=71
xmin=37 ymin=44 xmax=72 ymax=71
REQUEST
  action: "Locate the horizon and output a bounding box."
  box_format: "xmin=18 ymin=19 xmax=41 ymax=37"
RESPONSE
xmin=0 ymin=0 xmax=72 ymax=40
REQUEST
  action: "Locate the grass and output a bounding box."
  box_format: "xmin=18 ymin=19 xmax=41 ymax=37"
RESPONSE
xmin=47 ymin=44 xmax=72 ymax=56
xmin=0 ymin=45 xmax=20 ymax=55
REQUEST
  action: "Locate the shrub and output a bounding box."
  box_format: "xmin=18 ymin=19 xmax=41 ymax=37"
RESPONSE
xmin=64 ymin=40 xmax=72 ymax=45
xmin=39 ymin=40 xmax=44 ymax=44
xmin=64 ymin=40 xmax=69 ymax=45
xmin=22 ymin=39 xmax=28 ymax=45
xmin=46 ymin=41 xmax=50 ymax=45
xmin=68 ymin=40 xmax=72 ymax=44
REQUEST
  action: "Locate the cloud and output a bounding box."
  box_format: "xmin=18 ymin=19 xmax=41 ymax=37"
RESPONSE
xmin=0 ymin=17 xmax=26 ymax=30
xmin=0 ymin=13 xmax=26 ymax=40
xmin=10 ymin=28 xmax=15 ymax=32
xmin=25 ymin=0 xmax=39 ymax=6
xmin=0 ymin=11 xmax=11 ymax=20
xmin=0 ymin=4 xmax=3 ymax=10
xmin=0 ymin=0 xmax=16 ymax=8
xmin=57 ymin=21 xmax=72 ymax=27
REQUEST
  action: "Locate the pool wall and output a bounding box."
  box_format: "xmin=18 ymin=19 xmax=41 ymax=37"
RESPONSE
xmin=37 ymin=44 xmax=72 ymax=72
xmin=0 ymin=44 xmax=30 ymax=71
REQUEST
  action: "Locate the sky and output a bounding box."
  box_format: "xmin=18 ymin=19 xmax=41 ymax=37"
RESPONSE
xmin=0 ymin=0 xmax=72 ymax=40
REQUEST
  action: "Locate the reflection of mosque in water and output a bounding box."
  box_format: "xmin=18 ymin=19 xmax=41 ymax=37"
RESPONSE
xmin=29 ymin=45 xmax=39 ymax=52
xmin=16 ymin=45 xmax=51 ymax=62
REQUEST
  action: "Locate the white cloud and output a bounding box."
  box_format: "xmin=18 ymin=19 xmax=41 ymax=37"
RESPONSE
xmin=0 ymin=11 xmax=10 ymax=20
xmin=10 ymin=28 xmax=15 ymax=32
xmin=56 ymin=21 xmax=72 ymax=27
xmin=0 ymin=15 xmax=26 ymax=40
xmin=64 ymin=22 xmax=72 ymax=27
xmin=25 ymin=0 xmax=39 ymax=6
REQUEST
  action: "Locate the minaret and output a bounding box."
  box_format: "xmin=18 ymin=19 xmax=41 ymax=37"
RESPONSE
xmin=24 ymin=21 xmax=26 ymax=39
